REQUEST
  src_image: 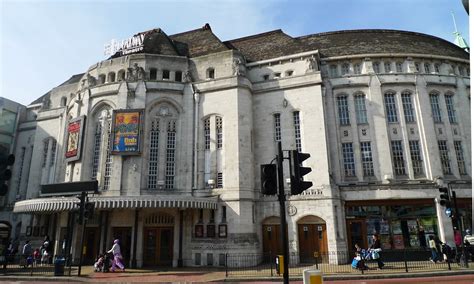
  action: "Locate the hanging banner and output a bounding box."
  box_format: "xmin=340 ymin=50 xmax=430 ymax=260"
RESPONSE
xmin=111 ymin=109 xmax=143 ymax=155
xmin=65 ymin=115 xmax=86 ymax=163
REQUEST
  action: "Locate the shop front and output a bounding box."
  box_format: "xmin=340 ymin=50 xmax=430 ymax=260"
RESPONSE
xmin=345 ymin=199 xmax=441 ymax=252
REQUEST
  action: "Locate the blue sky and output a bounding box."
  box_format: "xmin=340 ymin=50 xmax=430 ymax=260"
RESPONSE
xmin=0 ymin=0 xmax=469 ymax=106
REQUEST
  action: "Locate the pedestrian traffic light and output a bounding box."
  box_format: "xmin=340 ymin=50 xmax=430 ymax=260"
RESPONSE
xmin=439 ymin=187 xmax=452 ymax=208
xmin=0 ymin=153 xmax=15 ymax=196
xmin=75 ymin=192 xmax=86 ymax=225
xmin=289 ymin=150 xmax=312 ymax=195
xmin=261 ymin=164 xmax=277 ymax=195
xmin=84 ymin=202 xmax=95 ymax=220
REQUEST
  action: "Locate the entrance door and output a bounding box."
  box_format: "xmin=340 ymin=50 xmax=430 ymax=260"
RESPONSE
xmin=143 ymin=227 xmax=173 ymax=266
xmin=83 ymin=227 xmax=99 ymax=264
xmin=262 ymin=224 xmax=282 ymax=259
xmin=347 ymin=219 xmax=367 ymax=253
xmin=112 ymin=227 xmax=132 ymax=267
xmin=298 ymin=224 xmax=328 ymax=263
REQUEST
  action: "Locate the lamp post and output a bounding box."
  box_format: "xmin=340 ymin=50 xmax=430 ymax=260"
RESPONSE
xmin=435 ymin=177 xmax=468 ymax=267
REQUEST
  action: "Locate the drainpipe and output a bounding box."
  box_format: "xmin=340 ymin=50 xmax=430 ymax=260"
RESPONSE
xmin=192 ymin=86 xmax=200 ymax=192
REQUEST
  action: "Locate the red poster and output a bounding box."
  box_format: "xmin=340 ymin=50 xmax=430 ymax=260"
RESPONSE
xmin=65 ymin=116 xmax=85 ymax=162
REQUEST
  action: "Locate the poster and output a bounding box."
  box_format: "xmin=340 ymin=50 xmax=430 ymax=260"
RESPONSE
xmin=391 ymin=220 xmax=402 ymax=234
xmin=380 ymin=234 xmax=392 ymax=250
xmin=65 ymin=116 xmax=86 ymax=162
xmin=111 ymin=110 xmax=143 ymax=155
xmin=409 ymin=235 xmax=420 ymax=247
xmin=380 ymin=220 xmax=390 ymax=234
xmin=393 ymin=234 xmax=405 ymax=249
xmin=407 ymin=220 xmax=418 ymax=234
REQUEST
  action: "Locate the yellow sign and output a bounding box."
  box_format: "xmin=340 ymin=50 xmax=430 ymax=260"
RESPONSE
xmin=309 ymin=274 xmax=323 ymax=284
xmin=313 ymin=251 xmax=319 ymax=258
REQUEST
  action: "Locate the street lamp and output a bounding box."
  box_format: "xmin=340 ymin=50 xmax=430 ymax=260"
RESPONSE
xmin=435 ymin=177 xmax=468 ymax=267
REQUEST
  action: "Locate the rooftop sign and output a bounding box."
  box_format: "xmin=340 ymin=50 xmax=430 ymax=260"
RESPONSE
xmin=104 ymin=33 xmax=146 ymax=57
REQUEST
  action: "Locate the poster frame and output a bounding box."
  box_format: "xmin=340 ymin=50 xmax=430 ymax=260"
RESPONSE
xmin=65 ymin=115 xmax=86 ymax=163
xmin=110 ymin=109 xmax=144 ymax=155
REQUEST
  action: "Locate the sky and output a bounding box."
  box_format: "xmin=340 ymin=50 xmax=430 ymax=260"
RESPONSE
xmin=0 ymin=0 xmax=470 ymax=106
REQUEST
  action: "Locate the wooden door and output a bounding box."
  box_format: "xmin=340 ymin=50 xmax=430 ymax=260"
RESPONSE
xmin=83 ymin=227 xmax=99 ymax=264
xmin=347 ymin=219 xmax=367 ymax=253
xmin=112 ymin=227 xmax=132 ymax=266
xmin=262 ymin=224 xmax=282 ymax=258
xmin=298 ymin=224 xmax=328 ymax=263
xmin=143 ymin=227 xmax=173 ymax=266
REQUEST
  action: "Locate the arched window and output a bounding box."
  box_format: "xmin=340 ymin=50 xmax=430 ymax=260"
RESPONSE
xmin=117 ymin=70 xmax=126 ymax=81
xmin=354 ymin=63 xmax=361 ymax=75
xmin=91 ymin=107 xmax=113 ymax=190
xmin=384 ymin=91 xmax=398 ymax=123
xmin=107 ymin=72 xmax=116 ymax=83
xmin=60 ymin=96 xmax=67 ymax=107
xmin=354 ymin=94 xmax=367 ymax=124
xmin=41 ymin=137 xmax=57 ymax=184
xmin=341 ymin=63 xmax=350 ymax=75
xmin=147 ymin=104 xmax=179 ymax=190
xmin=206 ymin=68 xmax=215 ymax=79
xmin=203 ymin=115 xmax=224 ymax=188
xmin=98 ymin=74 xmax=106 ymax=84
xmin=401 ymin=91 xmax=415 ymax=123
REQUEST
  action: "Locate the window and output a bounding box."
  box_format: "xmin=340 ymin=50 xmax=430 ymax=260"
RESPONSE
xmin=373 ymin=62 xmax=380 ymax=73
xmin=354 ymin=94 xmax=367 ymax=124
xmin=466 ymin=66 xmax=470 ymax=76
xmin=445 ymin=94 xmax=457 ymax=123
xmin=107 ymin=72 xmax=115 ymax=83
xmin=175 ymin=71 xmax=182 ymax=82
xmin=336 ymin=96 xmax=350 ymax=125
xmin=459 ymin=66 xmax=465 ymax=76
xmin=16 ymin=147 xmax=26 ymax=192
xmin=274 ymin=72 xmax=281 ymax=78
xmin=342 ymin=143 xmax=355 ymax=177
xmin=148 ymin=119 xmax=160 ymax=189
xmin=293 ymin=111 xmax=302 ymax=152
xmin=149 ymin=68 xmax=157 ymax=80
xmin=330 ymin=65 xmax=338 ymax=77
xmin=221 ymin=206 xmax=226 ymax=222
xmin=396 ymin=62 xmax=403 ymax=73
xmin=91 ymin=123 xmax=102 ymax=180
xmin=454 ymin=141 xmax=466 ymax=175
xmin=216 ymin=116 xmax=223 ymax=149
xmin=434 ymin=63 xmax=440 ymax=73
xmin=42 ymin=140 xmax=49 ymax=168
xmin=216 ymin=172 xmax=223 ymax=188
xmin=384 ymin=92 xmax=398 ymax=123
xmin=409 ymin=140 xmax=423 ymax=176
xmin=273 ymin=113 xmax=281 ymax=142
xmin=118 ymin=70 xmax=126 ymax=81
xmin=384 ymin=62 xmax=392 ymax=73
xmin=50 ymin=140 xmax=57 ymax=167
xmin=262 ymin=74 xmax=270 ymax=81
xmin=60 ymin=96 xmax=67 ymax=107
xmin=204 ymin=118 xmax=210 ymax=150
xmin=415 ymin=62 xmax=421 ymax=72
xmin=424 ymin=63 xmax=430 ymax=73
xmin=285 ymin=70 xmax=294 ymax=76
xmin=341 ymin=63 xmax=350 ymax=75
xmin=162 ymin=70 xmax=170 ymax=80
xmin=354 ymin=63 xmax=361 ymax=75
xmin=165 ymin=121 xmax=176 ymax=189
xmin=207 ymin=68 xmax=215 ymax=79
xmin=438 ymin=140 xmax=451 ymax=174
xmin=103 ymin=121 xmax=112 ymax=191
xmin=430 ymin=93 xmax=442 ymax=123
xmin=391 ymin=140 xmax=406 ymax=175
xmin=99 ymin=74 xmax=106 ymax=84
xmin=360 ymin=142 xmax=374 ymax=176
xmin=401 ymin=91 xmax=415 ymax=123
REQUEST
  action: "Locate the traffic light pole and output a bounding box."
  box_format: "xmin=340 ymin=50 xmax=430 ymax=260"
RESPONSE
xmin=277 ymin=142 xmax=290 ymax=284
xmin=452 ymin=190 xmax=468 ymax=267
xmin=78 ymin=192 xmax=87 ymax=276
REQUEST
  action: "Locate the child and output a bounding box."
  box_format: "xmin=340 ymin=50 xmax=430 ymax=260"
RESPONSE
xmin=94 ymin=253 xmax=104 ymax=272
xmin=33 ymin=248 xmax=40 ymax=266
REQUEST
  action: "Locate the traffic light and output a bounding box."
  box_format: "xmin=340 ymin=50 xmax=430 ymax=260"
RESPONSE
xmin=439 ymin=187 xmax=452 ymax=208
xmin=84 ymin=202 xmax=95 ymax=220
xmin=261 ymin=164 xmax=277 ymax=195
xmin=0 ymin=154 xmax=15 ymax=196
xmin=75 ymin=192 xmax=86 ymax=225
xmin=289 ymin=150 xmax=312 ymax=195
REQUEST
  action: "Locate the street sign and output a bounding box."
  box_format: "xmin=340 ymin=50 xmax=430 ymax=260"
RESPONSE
xmin=445 ymin=208 xmax=453 ymax=218
xmin=41 ymin=181 xmax=98 ymax=196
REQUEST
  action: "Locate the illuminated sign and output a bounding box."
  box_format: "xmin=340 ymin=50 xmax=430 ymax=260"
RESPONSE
xmin=104 ymin=33 xmax=145 ymax=57
xmin=110 ymin=110 xmax=143 ymax=155
xmin=65 ymin=116 xmax=86 ymax=162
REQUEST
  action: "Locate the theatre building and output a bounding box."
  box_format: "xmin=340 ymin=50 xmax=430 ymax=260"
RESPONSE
xmin=4 ymin=24 xmax=471 ymax=267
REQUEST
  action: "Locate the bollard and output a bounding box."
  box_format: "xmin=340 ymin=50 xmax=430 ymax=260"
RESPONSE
xmin=303 ymin=269 xmax=323 ymax=284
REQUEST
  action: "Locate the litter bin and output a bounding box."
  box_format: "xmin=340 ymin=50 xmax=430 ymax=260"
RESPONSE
xmin=54 ymin=256 xmax=65 ymax=276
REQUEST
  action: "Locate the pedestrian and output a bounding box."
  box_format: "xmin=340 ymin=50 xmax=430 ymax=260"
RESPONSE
xmin=434 ymin=235 xmax=443 ymax=261
xmin=429 ymin=235 xmax=439 ymax=263
xmin=21 ymin=240 xmax=32 ymax=268
xmin=369 ymin=234 xmax=384 ymax=269
xmin=107 ymin=239 xmax=125 ymax=272
xmin=454 ymin=227 xmax=462 ymax=263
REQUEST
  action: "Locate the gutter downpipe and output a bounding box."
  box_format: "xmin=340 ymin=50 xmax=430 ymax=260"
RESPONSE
xmin=191 ymin=83 xmax=200 ymax=194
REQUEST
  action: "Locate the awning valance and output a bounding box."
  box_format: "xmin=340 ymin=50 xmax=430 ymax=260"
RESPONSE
xmin=13 ymin=195 xmax=218 ymax=213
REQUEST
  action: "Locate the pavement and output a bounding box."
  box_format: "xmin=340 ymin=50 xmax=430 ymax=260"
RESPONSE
xmin=1 ymin=265 xmax=474 ymax=283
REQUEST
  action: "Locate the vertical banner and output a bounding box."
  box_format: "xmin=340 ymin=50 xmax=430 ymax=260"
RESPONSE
xmin=65 ymin=115 xmax=86 ymax=163
xmin=111 ymin=109 xmax=143 ymax=155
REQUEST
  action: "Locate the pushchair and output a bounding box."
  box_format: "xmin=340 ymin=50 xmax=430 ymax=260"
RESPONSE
xmin=351 ymin=249 xmax=369 ymax=270
xmin=441 ymin=243 xmax=456 ymax=262
xmin=101 ymin=253 xmax=112 ymax=272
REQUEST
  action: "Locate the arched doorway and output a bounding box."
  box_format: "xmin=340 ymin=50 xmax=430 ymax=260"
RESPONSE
xmin=297 ymin=215 xmax=328 ymax=263
xmin=143 ymin=212 xmax=174 ymax=266
xmin=261 ymin=216 xmax=282 ymax=259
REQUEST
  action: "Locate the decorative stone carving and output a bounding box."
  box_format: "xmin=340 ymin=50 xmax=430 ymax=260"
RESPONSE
xmin=40 ymin=97 xmax=50 ymax=110
xmin=184 ymin=70 xmax=193 ymax=82
xmin=87 ymin=73 xmax=97 ymax=87
xmin=392 ymin=128 xmax=398 ymax=135
xmin=306 ymin=55 xmax=318 ymax=72
xmin=361 ymin=129 xmax=367 ymax=136
xmin=127 ymin=63 xmax=146 ymax=82
xmin=343 ymin=130 xmax=349 ymax=137
xmin=232 ymin=58 xmax=246 ymax=76
xmin=158 ymin=106 xmax=171 ymax=117
xmin=453 ymin=128 xmax=458 ymax=135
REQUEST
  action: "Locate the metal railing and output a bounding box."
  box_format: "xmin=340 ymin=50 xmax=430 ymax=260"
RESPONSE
xmin=1 ymin=254 xmax=73 ymax=276
xmin=225 ymin=249 xmax=473 ymax=278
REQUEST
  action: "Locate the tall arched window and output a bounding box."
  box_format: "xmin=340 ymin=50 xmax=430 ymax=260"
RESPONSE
xmin=91 ymin=107 xmax=113 ymax=190
xmin=147 ymin=104 xmax=179 ymax=190
xmin=107 ymin=72 xmax=116 ymax=83
xmin=203 ymin=115 xmax=224 ymax=188
xmin=41 ymin=137 xmax=57 ymax=184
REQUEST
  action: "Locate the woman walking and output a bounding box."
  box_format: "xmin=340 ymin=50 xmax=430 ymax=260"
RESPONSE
xmin=369 ymin=234 xmax=384 ymax=269
xmin=429 ymin=235 xmax=440 ymax=263
xmin=107 ymin=239 xmax=125 ymax=272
